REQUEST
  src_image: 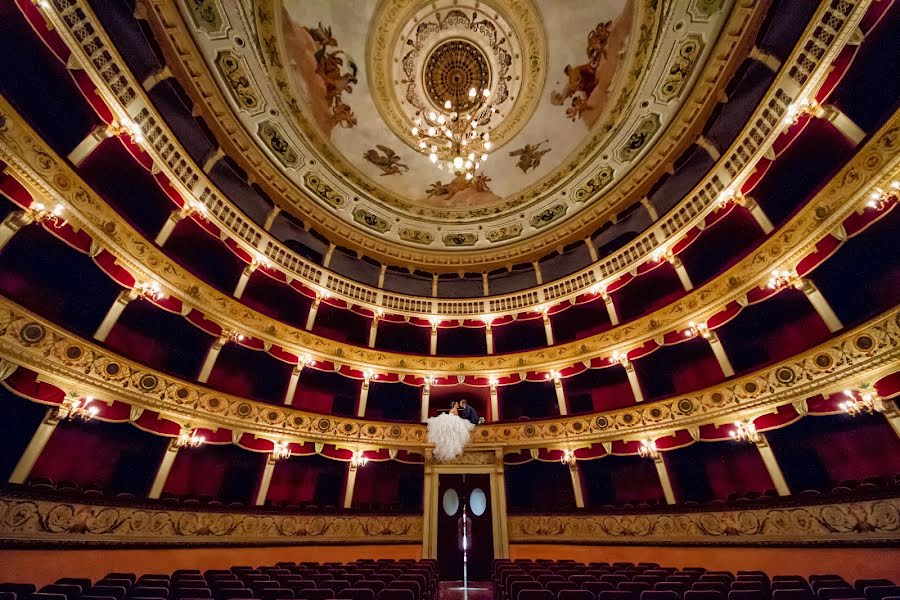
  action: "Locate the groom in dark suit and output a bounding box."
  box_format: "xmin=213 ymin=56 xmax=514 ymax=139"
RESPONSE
xmin=457 ymin=398 xmax=481 ymax=425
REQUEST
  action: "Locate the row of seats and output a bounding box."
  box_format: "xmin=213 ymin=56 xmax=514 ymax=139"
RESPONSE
xmin=0 ymin=560 xmax=437 ymax=600
xmin=493 ymin=560 xmax=899 ymax=600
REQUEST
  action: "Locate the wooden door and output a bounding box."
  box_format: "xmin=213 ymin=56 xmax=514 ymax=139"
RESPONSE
xmin=436 ymin=473 xmax=494 ymax=582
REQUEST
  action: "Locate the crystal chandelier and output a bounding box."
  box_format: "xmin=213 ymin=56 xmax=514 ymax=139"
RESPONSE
xmin=839 ymin=390 xmax=876 ymax=416
xmin=58 ymin=396 xmax=99 ymax=421
xmin=560 ymin=449 xmax=576 ymax=466
xmin=272 ymin=440 xmax=291 ymax=460
xmin=729 ymin=420 xmax=760 ymax=443
xmin=176 ymin=428 xmax=205 ymax=448
xmin=638 ymin=440 xmax=658 ymax=459
xmin=350 ymin=450 xmax=369 ymax=468
xmin=410 ymin=86 xmax=493 ymax=178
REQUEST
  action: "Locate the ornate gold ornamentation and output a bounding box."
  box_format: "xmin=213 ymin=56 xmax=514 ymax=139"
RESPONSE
xmin=353 ymin=208 xmax=391 ymax=234
xmin=689 ymin=0 xmax=727 ymax=21
xmin=486 ymin=223 xmax=523 ymax=244
xmin=0 ymin=295 xmax=896 ymax=451
xmin=215 ymin=51 xmax=262 ymax=112
xmin=573 ymin=166 xmax=615 ymax=203
xmin=184 ymin=0 xmax=224 ymax=34
xmin=657 ymin=35 xmax=705 ymax=104
xmin=617 ymin=113 xmax=662 ymax=163
xmin=442 ymin=232 xmax=478 ymax=247
xmin=303 ymin=172 xmax=347 ymax=209
xmin=258 ymin=121 xmax=300 ymax=168
xmin=530 ymin=203 xmax=568 ymax=229
xmin=137 ymin=0 xmax=832 ymax=267
xmin=0 ymin=97 xmax=898 ymax=381
xmin=509 ymin=497 xmax=900 ymax=544
xmin=0 ymin=492 xmax=421 ymax=545
xmin=423 ymin=40 xmax=492 ymax=111
xmin=398 ymin=228 xmax=435 ymax=245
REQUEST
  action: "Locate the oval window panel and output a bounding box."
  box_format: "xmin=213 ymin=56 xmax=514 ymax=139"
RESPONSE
xmin=470 ymin=488 xmax=487 ymax=516
xmin=442 ymin=488 xmax=459 ymax=516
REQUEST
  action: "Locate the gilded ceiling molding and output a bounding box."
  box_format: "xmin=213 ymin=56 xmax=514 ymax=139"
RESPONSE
xmin=29 ymin=0 xmax=862 ymax=322
xmin=508 ymin=497 xmax=900 ymax=546
xmin=0 ymin=492 xmax=422 ymax=547
xmin=135 ymin=0 xmax=778 ymax=267
xmin=0 ymin=98 xmax=896 ymax=377
xmin=0 ymin=295 xmax=895 ymax=450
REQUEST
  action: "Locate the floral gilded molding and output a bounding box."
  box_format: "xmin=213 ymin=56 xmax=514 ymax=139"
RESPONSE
xmin=137 ymin=0 xmax=772 ymax=267
xmin=508 ymin=497 xmax=900 ymax=545
xmin=0 ymin=493 xmax=421 ymax=546
xmin=0 ymin=98 xmax=897 ymax=378
xmin=0 ymin=296 xmax=895 ymax=450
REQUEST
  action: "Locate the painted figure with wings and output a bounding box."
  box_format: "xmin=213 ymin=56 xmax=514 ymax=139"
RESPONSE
xmin=509 ymin=140 xmax=551 ymax=173
xmin=363 ymin=145 xmax=409 ymax=176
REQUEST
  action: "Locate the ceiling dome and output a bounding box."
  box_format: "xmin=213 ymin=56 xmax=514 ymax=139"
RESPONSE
xmin=178 ymin=0 xmax=735 ymax=258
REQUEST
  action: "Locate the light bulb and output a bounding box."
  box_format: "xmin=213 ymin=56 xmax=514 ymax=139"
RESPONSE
xmin=430 ymin=153 xmax=438 ymax=163
xmin=429 ymin=112 xmax=437 ymax=121
xmin=444 ymin=100 xmax=452 ymax=109
xmin=472 ymin=120 xmax=478 ymax=127
xmin=468 ymin=153 xmax=475 ymax=161
xmin=484 ymin=141 xmax=492 ymax=150
xmin=465 ymin=160 xmax=472 ymax=169
xmin=418 ymin=141 xmax=426 ymax=149
xmin=454 ymin=156 xmax=464 ymax=169
xmin=482 ymin=154 xmax=488 ymax=161
xmin=411 ymin=127 xmax=418 ymax=135
xmin=482 ymin=89 xmax=490 ymax=97
xmin=465 ymin=172 xmax=473 ymax=181
xmin=469 ymin=87 xmax=477 ymax=98
xmin=429 ymin=127 xmax=437 ymax=136
xmin=437 ymin=115 xmax=445 ymax=125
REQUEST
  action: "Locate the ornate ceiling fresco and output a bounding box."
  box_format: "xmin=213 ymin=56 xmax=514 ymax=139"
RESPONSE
xmin=180 ymin=0 xmax=732 ymax=250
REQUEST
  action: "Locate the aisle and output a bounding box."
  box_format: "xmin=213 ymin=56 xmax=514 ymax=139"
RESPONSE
xmin=438 ymin=580 xmax=493 ymax=600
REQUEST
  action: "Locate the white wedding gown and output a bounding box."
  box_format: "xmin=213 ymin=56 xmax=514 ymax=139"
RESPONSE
xmin=427 ymin=412 xmax=475 ymax=462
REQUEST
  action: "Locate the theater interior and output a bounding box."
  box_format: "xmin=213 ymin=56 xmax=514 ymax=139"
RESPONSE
xmin=0 ymin=0 xmax=898 ymax=596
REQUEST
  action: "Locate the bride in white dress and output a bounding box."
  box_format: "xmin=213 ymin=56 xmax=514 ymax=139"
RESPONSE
xmin=427 ymin=402 xmax=475 ymax=462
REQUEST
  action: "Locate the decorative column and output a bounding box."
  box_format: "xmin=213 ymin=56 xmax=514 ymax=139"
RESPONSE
xmin=796 ymin=278 xmax=843 ymax=333
xmin=601 ymin=290 xmax=619 ymax=326
xmin=686 ymin=322 xmax=735 ymax=378
xmin=198 ymin=331 xmax=237 ymax=383
xmin=482 ymin=273 xmax=490 ymax=295
xmin=568 ymin=462 xmax=585 ymax=509
xmin=356 ymin=371 xmax=373 ymax=418
xmin=695 ymin=135 xmax=721 ymax=161
xmin=202 ymin=147 xmax=225 ymax=174
xmin=305 ymin=295 xmax=322 ymax=331
xmin=323 ymin=244 xmax=336 ymax=269
xmin=533 ymin=261 xmax=543 ymax=285
xmin=94 ymin=289 xmax=139 ymax=342
xmin=262 ymin=206 xmax=281 ymax=231
xmin=585 ymin=238 xmax=598 ymax=262
xmin=489 ymin=378 xmax=500 ymax=422
xmin=254 ymin=454 xmax=278 ymax=506
xmin=653 ymin=455 xmax=677 ymax=505
xmin=233 ymin=261 xmax=258 ymax=299
xmin=484 ymin=320 xmax=494 ymax=354
xmin=377 ymin=265 xmax=387 ymax=288
xmin=749 ymin=45 xmax=782 ymax=72
xmin=368 ymin=314 xmax=380 ymax=348
xmin=343 ymin=463 xmax=358 ymax=509
xmin=740 ymin=196 xmax=774 ymax=235
xmin=0 ymin=211 xmax=36 ymax=252
xmin=754 ymin=434 xmax=791 ymax=496
xmin=420 ymin=378 xmax=432 ymax=422
xmin=148 ymin=438 xmax=180 ymax=499
xmin=549 ymin=371 xmax=568 ymax=416
xmin=641 ymin=197 xmax=658 ymax=221
xmin=816 ymin=104 xmax=866 ymax=146
xmin=67 ymin=124 xmax=112 ymax=166
xmin=669 ymin=255 xmax=694 ymax=292
xmin=615 ymin=353 xmax=645 ymax=403
xmin=429 ymin=320 xmax=439 ymax=355
xmin=8 ymin=406 xmax=62 ymax=484
xmin=542 ymin=310 xmax=555 ymax=346
xmin=431 ymin=275 xmax=439 ymax=297
xmin=141 ymin=65 xmax=172 ymax=91
xmin=283 ymin=363 xmax=303 ymax=406
xmin=155 ymin=209 xmax=185 ymax=247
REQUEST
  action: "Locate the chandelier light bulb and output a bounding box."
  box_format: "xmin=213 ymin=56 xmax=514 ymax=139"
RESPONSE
xmin=437 ymin=115 xmax=446 ymax=125
xmin=482 ymin=88 xmax=490 ymax=98
xmin=411 ymin=127 xmax=419 ymax=136
xmin=454 ymin=156 xmax=464 ymax=169
xmin=428 ymin=127 xmax=437 ymax=136
xmin=468 ymin=87 xmax=477 ymax=98
xmin=465 ymin=172 xmax=473 ymax=181
xmin=429 ymin=153 xmax=438 ymax=163
xmin=444 ymin=100 xmax=452 ymax=109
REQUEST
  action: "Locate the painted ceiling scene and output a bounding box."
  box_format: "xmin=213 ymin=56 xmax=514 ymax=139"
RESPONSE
xmin=185 ymin=0 xmax=734 ymax=249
